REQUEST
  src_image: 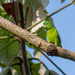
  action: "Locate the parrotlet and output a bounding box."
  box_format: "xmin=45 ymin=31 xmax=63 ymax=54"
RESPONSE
xmin=43 ymin=21 xmax=62 ymax=47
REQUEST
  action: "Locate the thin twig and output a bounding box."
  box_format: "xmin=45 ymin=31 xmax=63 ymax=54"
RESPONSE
xmin=26 ymin=2 xmax=73 ymax=30
xmin=28 ymin=57 xmax=49 ymax=70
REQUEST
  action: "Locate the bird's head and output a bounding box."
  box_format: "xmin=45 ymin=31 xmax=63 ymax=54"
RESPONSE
xmin=43 ymin=21 xmax=54 ymax=30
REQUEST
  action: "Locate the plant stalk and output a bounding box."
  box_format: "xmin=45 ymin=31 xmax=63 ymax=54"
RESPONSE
xmin=18 ymin=3 xmax=31 ymax=75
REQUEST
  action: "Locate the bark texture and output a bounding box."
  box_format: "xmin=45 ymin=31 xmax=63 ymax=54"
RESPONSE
xmin=0 ymin=16 xmax=75 ymax=61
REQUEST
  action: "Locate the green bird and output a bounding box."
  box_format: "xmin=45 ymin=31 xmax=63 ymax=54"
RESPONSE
xmin=43 ymin=21 xmax=62 ymax=47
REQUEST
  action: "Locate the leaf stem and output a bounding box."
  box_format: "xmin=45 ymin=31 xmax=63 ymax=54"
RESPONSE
xmin=26 ymin=2 xmax=73 ymax=30
xmin=28 ymin=57 xmax=49 ymax=70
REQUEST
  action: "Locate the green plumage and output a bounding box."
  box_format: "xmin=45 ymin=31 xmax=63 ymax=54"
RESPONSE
xmin=43 ymin=21 xmax=62 ymax=47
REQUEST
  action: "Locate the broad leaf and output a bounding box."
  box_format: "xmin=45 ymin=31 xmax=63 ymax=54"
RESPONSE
xmin=31 ymin=63 xmax=41 ymax=75
xmin=13 ymin=65 xmax=21 ymax=75
xmin=34 ymin=48 xmax=43 ymax=58
xmin=44 ymin=70 xmax=58 ymax=75
xmin=10 ymin=67 xmax=18 ymax=75
xmin=0 ymin=28 xmax=19 ymax=65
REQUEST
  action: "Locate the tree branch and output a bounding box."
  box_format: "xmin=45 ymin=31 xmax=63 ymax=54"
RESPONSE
xmin=0 ymin=16 xmax=75 ymax=61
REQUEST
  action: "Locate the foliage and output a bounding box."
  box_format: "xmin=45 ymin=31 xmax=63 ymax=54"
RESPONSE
xmin=0 ymin=0 xmax=67 ymax=75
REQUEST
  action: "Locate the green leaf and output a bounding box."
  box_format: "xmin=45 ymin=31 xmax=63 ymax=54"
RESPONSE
xmin=0 ymin=0 xmax=6 ymax=5
xmin=44 ymin=70 xmax=58 ymax=75
xmin=27 ymin=51 xmax=32 ymax=58
xmin=12 ymin=65 xmax=21 ymax=75
xmin=31 ymin=63 xmax=41 ymax=75
xmin=0 ymin=62 xmax=6 ymax=68
xmin=34 ymin=48 xmax=43 ymax=58
xmin=36 ymin=27 xmax=46 ymax=40
xmin=10 ymin=67 xmax=18 ymax=75
xmin=0 ymin=28 xmax=19 ymax=65
xmin=26 ymin=42 xmax=34 ymax=49
xmin=61 ymin=0 xmax=65 ymax=3
xmin=0 ymin=6 xmax=9 ymax=19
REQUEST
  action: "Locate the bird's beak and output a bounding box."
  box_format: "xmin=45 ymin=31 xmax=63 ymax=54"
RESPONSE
xmin=43 ymin=25 xmax=46 ymax=28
